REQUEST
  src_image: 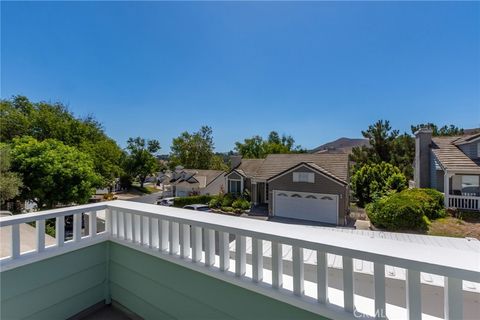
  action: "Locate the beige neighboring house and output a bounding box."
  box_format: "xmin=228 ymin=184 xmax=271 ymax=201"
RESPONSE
xmin=226 ymin=154 xmax=350 ymax=225
xmin=414 ymin=128 xmax=480 ymax=211
xmin=171 ymin=168 xmax=226 ymax=197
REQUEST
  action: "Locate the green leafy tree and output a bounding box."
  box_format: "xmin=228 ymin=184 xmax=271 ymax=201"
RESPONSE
xmin=350 ymin=162 xmax=407 ymax=207
xmin=0 ymin=144 xmax=23 ymax=205
xmin=0 ymin=96 xmax=124 ymax=187
xmin=11 ymin=137 xmax=101 ymax=209
xmin=234 ymin=131 xmax=304 ymax=158
xmin=124 ymin=137 xmax=161 ymax=188
xmin=170 ymin=126 xmax=227 ymax=170
xmin=351 ymin=120 xmax=415 ymax=179
xmin=411 ymin=123 xmax=464 ymax=136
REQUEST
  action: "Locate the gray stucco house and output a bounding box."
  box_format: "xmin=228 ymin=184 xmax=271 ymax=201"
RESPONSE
xmin=414 ymin=128 xmax=480 ymax=211
xmin=225 ymin=154 xmax=350 ymax=225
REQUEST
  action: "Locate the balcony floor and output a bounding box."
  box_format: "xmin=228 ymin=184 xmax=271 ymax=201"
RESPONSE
xmin=78 ymin=304 xmax=137 ymax=320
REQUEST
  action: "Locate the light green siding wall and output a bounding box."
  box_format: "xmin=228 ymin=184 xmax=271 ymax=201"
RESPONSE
xmin=1 ymin=242 xmax=108 ymax=320
xmin=109 ymin=243 xmax=324 ymax=320
xmin=1 ymin=242 xmax=325 ymax=320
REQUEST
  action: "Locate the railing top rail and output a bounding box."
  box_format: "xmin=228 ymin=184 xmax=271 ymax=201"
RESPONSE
xmin=107 ymin=201 xmax=480 ymax=281
xmin=1 ymin=200 xmax=479 ymax=281
xmin=0 ymin=202 xmax=107 ymax=227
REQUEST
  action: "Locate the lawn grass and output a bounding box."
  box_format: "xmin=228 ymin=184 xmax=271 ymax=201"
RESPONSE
xmin=428 ymin=212 xmax=480 ymax=239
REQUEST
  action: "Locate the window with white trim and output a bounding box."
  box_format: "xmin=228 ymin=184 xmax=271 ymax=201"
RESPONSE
xmin=228 ymin=179 xmax=242 ymax=194
xmin=293 ymin=172 xmax=315 ymax=183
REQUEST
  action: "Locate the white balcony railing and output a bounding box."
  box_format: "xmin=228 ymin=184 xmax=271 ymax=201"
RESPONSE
xmin=448 ymin=194 xmax=480 ymax=211
xmin=1 ymin=200 xmax=479 ymax=320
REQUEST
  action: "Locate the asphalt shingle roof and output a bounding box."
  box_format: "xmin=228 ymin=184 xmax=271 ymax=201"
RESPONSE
xmin=252 ymin=153 xmax=349 ymax=183
xmin=431 ymin=136 xmax=480 ymax=173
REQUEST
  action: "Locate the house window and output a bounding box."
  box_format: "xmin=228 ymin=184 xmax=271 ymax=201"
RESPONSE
xmin=293 ymin=172 xmax=315 ymax=183
xmin=228 ymin=179 xmax=242 ymax=194
xmin=461 ymin=175 xmax=480 ymax=196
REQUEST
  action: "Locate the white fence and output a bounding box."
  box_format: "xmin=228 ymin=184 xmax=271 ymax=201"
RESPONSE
xmin=1 ymin=200 xmax=479 ymax=320
xmin=448 ymin=195 xmax=480 ymax=211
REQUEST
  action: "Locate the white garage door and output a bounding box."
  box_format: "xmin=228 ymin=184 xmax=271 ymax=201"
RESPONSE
xmin=273 ymin=190 xmax=338 ymax=224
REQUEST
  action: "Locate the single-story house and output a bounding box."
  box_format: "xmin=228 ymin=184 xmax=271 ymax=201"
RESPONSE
xmin=414 ymin=128 xmax=480 ymax=211
xmin=170 ymin=167 xmax=226 ymax=197
xmin=226 ymin=154 xmax=350 ymax=225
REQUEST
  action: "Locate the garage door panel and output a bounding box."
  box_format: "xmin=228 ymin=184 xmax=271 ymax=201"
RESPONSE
xmin=273 ymin=190 xmax=338 ymax=224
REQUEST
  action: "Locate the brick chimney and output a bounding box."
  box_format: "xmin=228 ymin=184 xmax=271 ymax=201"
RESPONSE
xmin=414 ymin=128 xmax=433 ymax=188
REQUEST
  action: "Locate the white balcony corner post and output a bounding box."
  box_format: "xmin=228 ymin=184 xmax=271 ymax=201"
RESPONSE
xmin=105 ymin=208 xmax=112 ymax=236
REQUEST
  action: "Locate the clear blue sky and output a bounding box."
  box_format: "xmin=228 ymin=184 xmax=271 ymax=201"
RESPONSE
xmin=2 ymin=1 xmax=479 ymax=152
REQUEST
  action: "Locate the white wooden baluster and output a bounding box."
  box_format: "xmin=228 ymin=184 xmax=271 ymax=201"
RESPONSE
xmin=105 ymin=208 xmax=112 ymax=235
xmin=11 ymin=224 xmax=20 ymax=259
xmin=292 ymin=246 xmax=304 ymax=296
xmin=89 ymin=211 xmax=97 ymax=238
xmin=112 ymin=210 xmax=119 ymax=238
xmin=235 ymin=235 xmax=246 ymax=277
xmin=169 ymin=221 xmax=179 ymax=255
xmin=139 ymin=215 xmax=144 ymax=245
xmin=444 ymin=276 xmax=463 ymax=320
xmin=151 ymin=218 xmax=159 ymax=248
xmin=56 ymin=216 xmax=65 ymax=247
xmin=131 ymin=213 xmax=136 ymax=242
xmin=406 ymin=269 xmax=421 ymax=320
xmin=36 ymin=220 xmax=46 ymax=252
xmin=159 ymin=220 xmax=168 ymax=251
xmin=148 ymin=217 xmax=153 ymax=248
xmin=73 ymin=213 xmax=82 ymax=242
xmin=192 ymin=226 xmax=202 ymax=262
xmin=180 ymin=223 xmax=190 ymax=258
xmin=219 ymin=231 xmax=230 ymax=271
xmin=317 ymin=250 xmax=328 ymax=304
xmin=252 ymin=238 xmax=263 ymax=282
xmin=204 ymin=229 xmax=215 ymax=266
xmin=374 ymin=263 xmax=386 ymax=319
xmin=272 ymin=241 xmax=283 ymax=289
xmin=123 ymin=211 xmax=128 ymax=240
xmin=343 ymin=256 xmax=354 ymax=312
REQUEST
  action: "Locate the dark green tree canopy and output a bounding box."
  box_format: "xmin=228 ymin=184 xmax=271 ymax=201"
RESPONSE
xmin=124 ymin=137 xmax=161 ymax=188
xmin=0 ymin=96 xmax=124 ymax=187
xmin=169 ymin=126 xmax=227 ymax=171
xmin=11 ymin=137 xmax=102 ymax=209
xmin=234 ymin=131 xmax=304 ymax=158
xmin=410 ymin=123 xmax=464 ymax=136
xmin=0 ymin=144 xmax=23 ymax=205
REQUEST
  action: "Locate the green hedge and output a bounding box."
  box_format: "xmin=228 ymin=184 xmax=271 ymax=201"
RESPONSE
xmin=366 ymin=188 xmax=445 ymax=231
xmin=232 ymin=198 xmax=251 ymax=210
xmin=173 ymin=195 xmax=215 ymax=208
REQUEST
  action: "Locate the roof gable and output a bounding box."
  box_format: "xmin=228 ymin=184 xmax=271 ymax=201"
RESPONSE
xmin=267 ymin=162 xmax=348 ymax=186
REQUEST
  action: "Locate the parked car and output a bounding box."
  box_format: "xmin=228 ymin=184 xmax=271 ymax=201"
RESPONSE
xmin=157 ymin=197 xmax=175 ymax=206
xmin=182 ymin=204 xmax=211 ymax=212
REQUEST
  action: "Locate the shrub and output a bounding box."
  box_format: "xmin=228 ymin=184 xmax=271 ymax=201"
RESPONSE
xmin=366 ymin=188 xmax=445 ymax=231
xmin=222 ymin=206 xmax=234 ymax=212
xmin=221 ymin=194 xmax=234 ymax=207
xmin=173 ymin=195 xmax=214 ymax=208
xmin=351 ymin=162 xmax=407 ymax=207
xmin=208 ymin=196 xmax=221 ymax=208
xmin=232 ymin=198 xmax=251 ymax=211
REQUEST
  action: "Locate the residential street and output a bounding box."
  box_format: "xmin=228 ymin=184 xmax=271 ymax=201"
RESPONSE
xmin=126 ymin=191 xmax=163 ymax=205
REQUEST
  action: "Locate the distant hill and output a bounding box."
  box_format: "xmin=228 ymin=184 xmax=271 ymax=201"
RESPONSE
xmin=310 ymin=137 xmax=369 ymax=154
